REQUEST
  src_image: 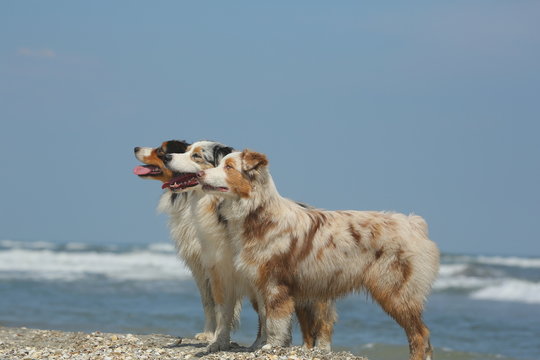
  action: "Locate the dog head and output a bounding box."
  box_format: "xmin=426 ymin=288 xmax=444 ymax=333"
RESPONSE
xmin=163 ymin=140 xmax=234 ymax=192
xmin=133 ymin=140 xmax=190 ymax=183
xmin=197 ymin=149 xmax=269 ymax=199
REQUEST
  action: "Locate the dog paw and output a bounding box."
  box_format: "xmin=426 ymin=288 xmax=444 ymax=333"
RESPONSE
xmin=249 ymin=338 xmax=265 ymax=351
xmin=206 ymin=340 xmax=230 ymax=353
xmin=315 ymin=343 xmax=332 ymax=352
xmin=195 ymin=332 xmax=214 ymax=342
xmin=315 ymin=341 xmax=331 ymax=352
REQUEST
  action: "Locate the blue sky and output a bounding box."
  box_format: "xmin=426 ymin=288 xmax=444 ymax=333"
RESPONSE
xmin=1 ymin=1 xmax=539 ymax=256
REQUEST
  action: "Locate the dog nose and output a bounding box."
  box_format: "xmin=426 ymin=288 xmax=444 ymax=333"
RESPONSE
xmin=197 ymin=171 xmax=205 ymax=178
xmin=134 ymin=147 xmax=140 ymax=153
xmin=164 ymin=154 xmax=173 ymax=162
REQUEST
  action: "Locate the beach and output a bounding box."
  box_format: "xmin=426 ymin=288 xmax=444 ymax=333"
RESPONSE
xmin=0 ymin=326 xmax=367 ymax=360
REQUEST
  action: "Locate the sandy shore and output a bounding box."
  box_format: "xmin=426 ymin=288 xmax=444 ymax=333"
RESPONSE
xmin=0 ymin=327 xmax=367 ymax=360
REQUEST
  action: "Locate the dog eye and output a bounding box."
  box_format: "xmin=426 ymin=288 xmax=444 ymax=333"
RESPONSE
xmin=225 ymin=164 xmax=233 ymax=170
xmin=192 ymin=153 xmax=202 ymax=159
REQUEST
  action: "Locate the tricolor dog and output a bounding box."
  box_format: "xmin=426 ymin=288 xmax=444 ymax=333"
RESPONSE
xmin=197 ymin=150 xmax=440 ymax=360
xmin=133 ymin=140 xmax=217 ymax=341
xmin=164 ymin=141 xmax=337 ymax=352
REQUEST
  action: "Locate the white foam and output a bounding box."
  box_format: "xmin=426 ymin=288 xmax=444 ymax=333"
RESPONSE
xmin=434 ymin=264 xmax=492 ymax=290
xmin=0 ymin=239 xmax=56 ymax=250
xmin=471 ymin=279 xmax=540 ymax=304
xmin=476 ymin=255 xmax=540 ymax=268
xmin=438 ymin=264 xmax=468 ymax=276
xmin=147 ymin=242 xmax=176 ymax=253
xmin=434 ymin=275 xmax=505 ymax=290
xmin=0 ymin=248 xmax=191 ymax=282
xmin=435 ymin=263 xmax=540 ymax=304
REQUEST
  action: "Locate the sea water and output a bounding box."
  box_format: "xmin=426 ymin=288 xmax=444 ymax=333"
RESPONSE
xmin=1 ymin=239 xmax=539 ymax=360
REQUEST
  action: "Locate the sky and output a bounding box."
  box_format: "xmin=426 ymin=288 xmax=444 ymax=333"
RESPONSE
xmin=1 ymin=1 xmax=539 ymax=256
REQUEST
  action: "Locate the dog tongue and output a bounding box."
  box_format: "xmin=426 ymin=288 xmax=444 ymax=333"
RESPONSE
xmin=162 ymin=182 xmax=171 ymax=189
xmin=133 ymin=166 xmax=152 ymax=175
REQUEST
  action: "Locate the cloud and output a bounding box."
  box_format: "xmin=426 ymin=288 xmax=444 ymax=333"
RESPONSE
xmin=17 ymin=47 xmax=56 ymax=58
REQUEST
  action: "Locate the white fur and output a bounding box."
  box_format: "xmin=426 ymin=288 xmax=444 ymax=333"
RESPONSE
xmin=135 ymin=147 xmax=153 ymax=161
xmin=166 ymin=152 xmax=201 ymax=174
xmin=157 ymin=190 xmax=216 ymax=341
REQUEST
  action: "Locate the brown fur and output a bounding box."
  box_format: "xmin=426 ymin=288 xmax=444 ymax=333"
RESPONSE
xmin=139 ymin=146 xmax=175 ymax=183
xmin=243 ymin=206 xmax=277 ymax=241
xmin=209 ymin=266 xmax=225 ymax=305
xmin=296 ymin=301 xmax=336 ymax=349
xmin=241 ymin=149 xmax=268 ymax=172
xmin=224 ymin=158 xmax=252 ymax=198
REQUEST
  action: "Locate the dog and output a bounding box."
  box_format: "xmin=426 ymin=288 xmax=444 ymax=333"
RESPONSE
xmin=163 ymin=140 xmax=241 ymax=352
xmin=164 ymin=141 xmax=337 ymax=351
xmin=134 ymin=140 xmax=217 ymax=341
xmin=196 ymin=149 xmax=440 ymax=360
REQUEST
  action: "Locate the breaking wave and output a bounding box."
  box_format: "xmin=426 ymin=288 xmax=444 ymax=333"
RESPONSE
xmin=435 ymin=254 xmax=540 ymax=304
xmin=0 ymin=239 xmax=189 ymax=282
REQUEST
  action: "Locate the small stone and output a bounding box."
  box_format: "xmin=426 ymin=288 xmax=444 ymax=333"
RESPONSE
xmin=111 ymin=335 xmax=118 ymax=341
xmin=261 ymin=344 xmax=273 ymax=351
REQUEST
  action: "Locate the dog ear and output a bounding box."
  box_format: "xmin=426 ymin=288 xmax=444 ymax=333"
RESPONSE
xmin=165 ymin=140 xmax=190 ymax=154
xmin=241 ymin=149 xmax=268 ymax=173
xmin=211 ymin=144 xmax=234 ymax=167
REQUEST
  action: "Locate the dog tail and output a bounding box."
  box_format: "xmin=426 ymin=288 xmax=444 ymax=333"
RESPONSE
xmin=409 ymin=214 xmax=439 ymax=288
xmin=409 ymin=214 xmax=429 ymax=239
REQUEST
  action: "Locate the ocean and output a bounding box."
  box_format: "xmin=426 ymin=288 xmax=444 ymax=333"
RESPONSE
xmin=1 ymin=239 xmax=539 ymax=360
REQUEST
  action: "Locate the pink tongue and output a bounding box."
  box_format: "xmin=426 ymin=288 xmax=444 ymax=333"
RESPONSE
xmin=133 ymin=166 xmax=152 ymax=175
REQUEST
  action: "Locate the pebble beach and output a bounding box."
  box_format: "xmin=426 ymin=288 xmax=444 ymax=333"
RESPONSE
xmin=0 ymin=327 xmax=367 ymax=360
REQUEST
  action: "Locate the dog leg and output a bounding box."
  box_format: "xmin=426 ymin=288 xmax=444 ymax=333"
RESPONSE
xmin=231 ymin=298 xmax=242 ymax=331
xmin=367 ymin=246 xmax=436 ymax=360
xmin=265 ymin=285 xmax=294 ymax=347
xmin=295 ymin=300 xmax=335 ymax=351
xmin=295 ymin=303 xmax=315 ymax=349
xmin=249 ymin=297 xmax=263 ymax=350
xmin=191 ymin=268 xmax=215 ymax=342
xmin=313 ymin=300 xmax=336 ymax=351
xmin=206 ymin=269 xmax=235 ymax=353
xmin=396 ymin=310 xmax=431 ymax=360
xmin=371 ymin=289 xmax=432 ymax=360
xmin=249 ymin=293 xmax=267 ymax=350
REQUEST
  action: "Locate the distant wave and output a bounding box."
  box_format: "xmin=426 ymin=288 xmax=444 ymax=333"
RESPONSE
xmin=470 ymin=279 xmax=540 ymax=304
xmin=0 ymin=240 xmax=188 ymax=282
xmin=475 ymin=255 xmax=540 ymax=268
xmin=435 ymin=254 xmax=540 ymax=304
